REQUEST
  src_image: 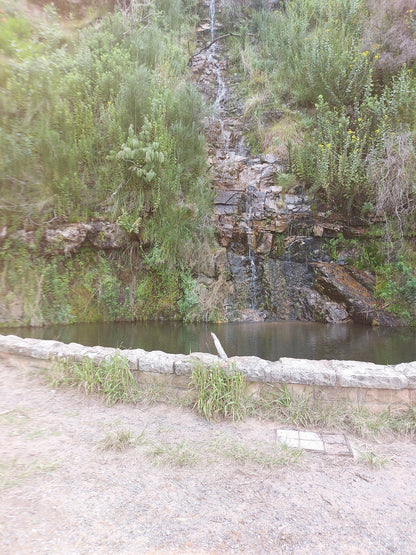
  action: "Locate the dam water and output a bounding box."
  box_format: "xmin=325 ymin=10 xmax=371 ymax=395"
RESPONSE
xmin=3 ymin=321 xmax=416 ymax=364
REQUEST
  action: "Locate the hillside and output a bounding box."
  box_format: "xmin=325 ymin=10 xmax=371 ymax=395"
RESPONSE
xmin=1 ymin=0 xmax=415 ymax=327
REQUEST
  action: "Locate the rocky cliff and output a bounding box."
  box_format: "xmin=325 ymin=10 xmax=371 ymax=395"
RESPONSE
xmin=0 ymin=0 xmax=401 ymax=328
xmin=190 ymin=0 xmax=399 ymax=326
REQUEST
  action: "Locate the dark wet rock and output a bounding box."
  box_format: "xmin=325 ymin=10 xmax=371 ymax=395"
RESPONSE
xmin=313 ymin=262 xmax=399 ymax=326
xmin=227 ymin=252 xmax=266 ymax=310
xmin=298 ymin=288 xmax=350 ymax=324
xmin=282 ymin=236 xmax=331 ymax=264
xmin=348 ymin=267 xmax=377 ymax=294
xmin=263 ymin=260 xmax=315 ymax=320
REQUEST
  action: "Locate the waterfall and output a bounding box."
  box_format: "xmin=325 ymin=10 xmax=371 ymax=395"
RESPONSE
xmin=208 ymin=0 xmax=259 ymax=311
xmin=209 ymin=0 xmax=216 ymax=41
xmin=208 ymin=0 xmax=227 ymax=110
xmin=246 ymin=186 xmax=260 ymax=309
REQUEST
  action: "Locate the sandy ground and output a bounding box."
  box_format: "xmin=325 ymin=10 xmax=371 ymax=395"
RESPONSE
xmin=1 ymin=352 xmax=416 ymax=554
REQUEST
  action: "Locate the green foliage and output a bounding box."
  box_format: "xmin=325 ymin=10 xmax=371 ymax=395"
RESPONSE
xmin=48 ymin=352 xmax=139 ymax=404
xmin=0 ymin=0 xmax=211 ymax=241
xmin=232 ymin=0 xmax=416 ymax=227
xmin=246 ymin=0 xmax=370 ymax=107
xmin=0 ymin=244 xmax=144 ymax=326
xmin=376 ymin=257 xmax=416 ymax=321
xmin=177 ymin=271 xmax=199 ymax=320
xmin=191 ymin=362 xmax=248 ymax=421
xmin=0 ymin=0 xmax=215 ymax=324
xmin=292 ymin=69 xmax=416 ymax=215
xmin=0 ymin=13 xmax=32 ymax=55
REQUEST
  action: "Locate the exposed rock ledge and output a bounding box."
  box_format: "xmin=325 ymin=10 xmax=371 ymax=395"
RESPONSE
xmin=0 ymin=335 xmax=414 ymax=411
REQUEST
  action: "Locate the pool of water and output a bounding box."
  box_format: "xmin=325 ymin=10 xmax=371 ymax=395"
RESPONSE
xmin=2 ymin=320 xmax=416 ymax=364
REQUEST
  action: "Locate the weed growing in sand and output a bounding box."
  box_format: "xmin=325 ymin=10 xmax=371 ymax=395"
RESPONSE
xmin=96 ymin=429 xmax=146 ymax=452
xmin=47 ymin=353 xmax=139 ymax=405
xmin=191 ymin=362 xmax=248 ymax=422
xmin=211 ymin=437 xmax=303 ymax=469
xmin=358 ymin=449 xmax=390 ymax=469
xmin=0 ymin=457 xmax=59 ymax=490
xmin=147 ymin=440 xmax=199 ymax=467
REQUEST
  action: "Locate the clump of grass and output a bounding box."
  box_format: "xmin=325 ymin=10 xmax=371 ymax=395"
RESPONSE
xmin=147 ymin=440 xmax=199 ymax=467
xmin=191 ymin=362 xmax=248 ymax=422
xmin=252 ymin=385 xmax=416 ymax=440
xmin=96 ymin=429 xmax=145 ymax=452
xmin=252 ymin=385 xmax=343 ymax=429
xmin=211 ymin=437 xmax=303 ymax=469
xmin=47 ymin=352 xmax=139 ymax=405
xmin=357 ymin=448 xmax=390 ymax=469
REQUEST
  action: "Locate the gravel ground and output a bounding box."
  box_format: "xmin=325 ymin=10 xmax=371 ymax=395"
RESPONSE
xmin=1 ymin=352 xmax=416 ymax=554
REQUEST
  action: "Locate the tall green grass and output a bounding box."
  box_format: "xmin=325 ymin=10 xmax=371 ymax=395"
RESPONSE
xmin=48 ymin=352 xmax=139 ymax=404
xmin=191 ymin=362 xmax=248 ymax=422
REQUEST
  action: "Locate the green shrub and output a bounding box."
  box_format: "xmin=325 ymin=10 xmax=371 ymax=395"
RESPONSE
xmin=247 ymin=0 xmax=370 ymax=107
xmin=376 ymin=257 xmax=416 ymax=322
xmin=292 ymin=67 xmax=416 ymax=215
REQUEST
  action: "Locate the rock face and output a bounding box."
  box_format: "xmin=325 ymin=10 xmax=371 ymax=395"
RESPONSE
xmin=190 ymin=1 xmax=397 ymax=326
xmin=10 ymin=222 xmax=129 ymax=255
xmin=2 ymin=3 xmax=400 ymax=328
xmin=313 ymin=263 xmax=399 ymax=326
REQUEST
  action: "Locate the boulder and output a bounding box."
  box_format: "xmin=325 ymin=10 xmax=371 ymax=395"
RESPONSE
xmin=313 ymin=262 xmax=400 ymax=326
xmin=87 ymin=222 xmax=128 ymax=249
xmin=299 ymin=288 xmax=350 ymax=324
xmin=44 ymin=224 xmax=92 ymax=254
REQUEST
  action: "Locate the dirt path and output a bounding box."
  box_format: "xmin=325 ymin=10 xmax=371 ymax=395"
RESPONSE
xmin=1 ymin=353 xmax=416 ymax=554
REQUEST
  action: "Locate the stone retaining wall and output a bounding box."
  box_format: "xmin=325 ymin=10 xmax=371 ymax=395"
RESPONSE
xmin=0 ymin=334 xmax=415 ymax=412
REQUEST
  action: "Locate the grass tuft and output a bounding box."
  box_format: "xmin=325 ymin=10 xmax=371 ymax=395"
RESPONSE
xmin=191 ymin=362 xmax=248 ymax=422
xmin=357 ymin=449 xmax=390 ymax=469
xmin=47 ymin=352 xmax=139 ymax=405
xmin=146 ymin=440 xmax=199 ymax=467
xmin=0 ymin=457 xmax=59 ymax=490
xmin=211 ymin=437 xmax=303 ymax=468
xmin=96 ymin=429 xmax=145 ymax=452
xmin=251 ymin=385 xmax=416 ymax=440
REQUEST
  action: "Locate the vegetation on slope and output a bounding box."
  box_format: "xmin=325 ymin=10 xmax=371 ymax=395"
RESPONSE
xmin=222 ymin=0 xmax=416 ymax=323
xmin=0 ymin=0 xmax=219 ymax=325
xmin=1 ymin=0 xmax=416 ymax=326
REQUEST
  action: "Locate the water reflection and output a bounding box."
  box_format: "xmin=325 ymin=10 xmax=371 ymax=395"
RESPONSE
xmin=3 ymin=320 xmax=416 ymax=364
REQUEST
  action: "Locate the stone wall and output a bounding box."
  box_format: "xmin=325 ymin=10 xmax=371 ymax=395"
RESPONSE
xmin=1 ymin=334 xmax=414 ymax=412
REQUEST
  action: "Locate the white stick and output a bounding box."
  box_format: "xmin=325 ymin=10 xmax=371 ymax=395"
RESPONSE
xmin=211 ymin=332 xmax=228 ymax=360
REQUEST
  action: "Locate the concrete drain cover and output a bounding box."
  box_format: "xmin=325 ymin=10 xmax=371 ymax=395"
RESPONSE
xmin=275 ymin=429 xmax=352 ymax=457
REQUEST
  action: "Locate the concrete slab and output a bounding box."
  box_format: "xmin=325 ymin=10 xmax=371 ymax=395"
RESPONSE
xmin=300 ymin=439 xmax=325 ymax=452
xmin=299 ymin=431 xmax=321 ymax=441
xmin=274 ymin=429 xmax=353 ymax=456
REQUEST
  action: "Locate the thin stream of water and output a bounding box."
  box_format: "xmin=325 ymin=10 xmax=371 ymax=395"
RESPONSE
xmin=208 ymin=0 xmax=259 ymax=306
xmin=208 ymin=0 xmax=227 ymax=110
